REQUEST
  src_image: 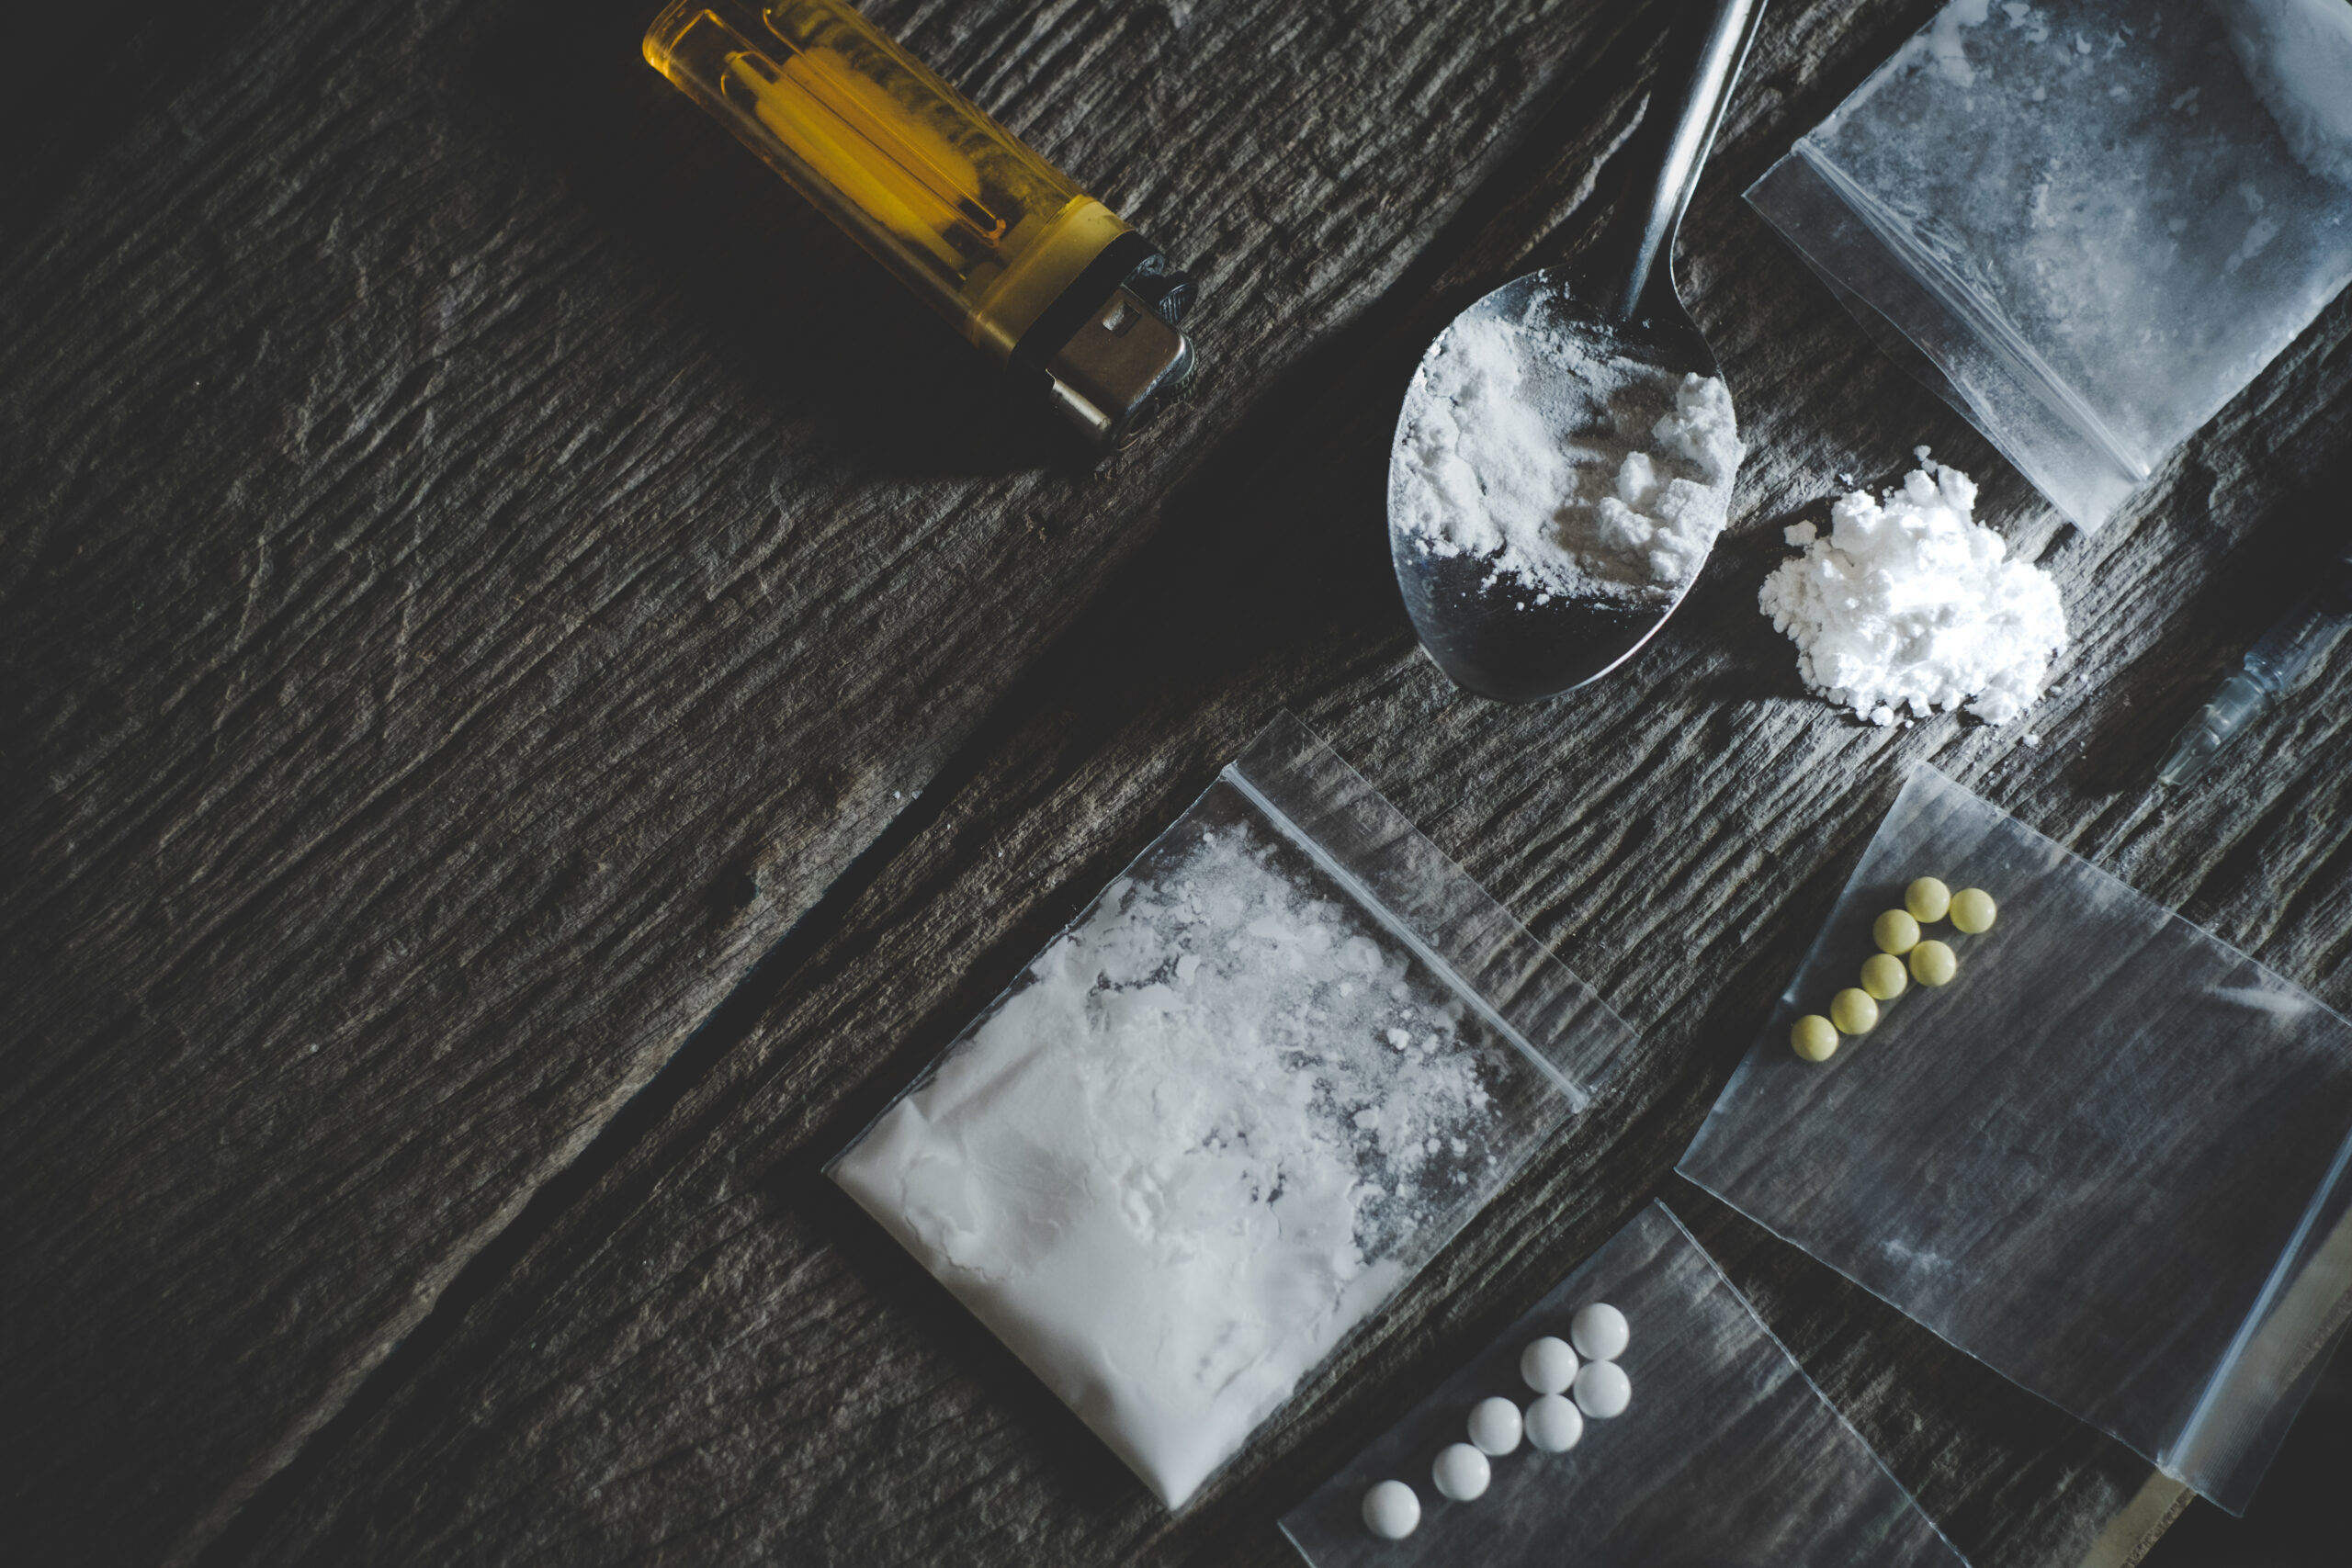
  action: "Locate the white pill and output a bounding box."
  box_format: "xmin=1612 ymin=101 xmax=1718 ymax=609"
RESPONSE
xmin=1467 ymin=1394 xmax=1522 ymax=1456
xmin=1570 ymin=1302 xmax=1630 ymax=1362
xmin=1430 ymin=1441 xmax=1491 ymax=1501
xmin=1361 ymin=1479 xmax=1421 ymax=1540
xmin=1524 ymin=1393 xmax=1585 ymax=1453
xmin=1573 ymin=1359 xmax=1632 ymax=1418
xmin=1519 ymin=1335 xmax=1579 ymax=1393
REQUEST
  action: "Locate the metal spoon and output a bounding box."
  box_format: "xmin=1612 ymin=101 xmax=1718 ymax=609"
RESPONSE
xmin=1388 ymin=0 xmax=1766 ymax=703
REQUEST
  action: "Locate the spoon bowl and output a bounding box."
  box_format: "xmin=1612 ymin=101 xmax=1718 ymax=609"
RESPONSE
xmin=1388 ymin=0 xmax=1764 ymax=703
xmin=1387 ymin=269 xmax=1724 ymax=700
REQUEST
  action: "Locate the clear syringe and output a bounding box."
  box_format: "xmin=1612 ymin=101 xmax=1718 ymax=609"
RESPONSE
xmin=2158 ymin=546 xmax=2352 ymax=789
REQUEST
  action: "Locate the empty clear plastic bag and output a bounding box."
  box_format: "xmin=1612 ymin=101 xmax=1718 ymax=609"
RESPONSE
xmin=1747 ymin=0 xmax=2352 ymax=529
xmin=1679 ymin=765 xmax=2352 ymax=1512
xmin=1280 ymin=1201 xmax=1964 ymax=1567
xmin=830 ymin=713 xmax=1633 ymax=1510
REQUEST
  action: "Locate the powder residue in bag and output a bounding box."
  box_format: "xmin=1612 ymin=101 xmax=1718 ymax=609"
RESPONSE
xmin=1775 ymin=0 xmax=2352 ymax=528
xmin=2215 ymin=0 xmax=2352 ymax=191
xmin=1758 ymin=457 xmax=2067 ymax=726
xmin=1390 ymin=307 xmax=1745 ymax=602
xmin=831 ymin=818 xmax=1514 ymax=1509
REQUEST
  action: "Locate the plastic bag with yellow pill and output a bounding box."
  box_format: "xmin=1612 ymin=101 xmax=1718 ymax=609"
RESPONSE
xmin=1681 ymin=764 xmax=2352 ymax=1516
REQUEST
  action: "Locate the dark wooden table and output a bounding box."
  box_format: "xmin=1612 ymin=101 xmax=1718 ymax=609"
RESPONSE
xmin=5 ymin=1 xmax=2346 ymax=1563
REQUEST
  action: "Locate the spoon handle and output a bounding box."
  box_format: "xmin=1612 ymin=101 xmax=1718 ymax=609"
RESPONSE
xmin=1598 ymin=0 xmax=1768 ymax=322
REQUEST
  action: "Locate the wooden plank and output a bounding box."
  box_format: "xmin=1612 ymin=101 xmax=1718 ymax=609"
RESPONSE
xmin=0 ymin=4 xmax=263 ymax=247
xmin=0 ymin=0 xmax=1692 ymax=1562
xmin=213 ymin=5 xmax=2352 ymax=1564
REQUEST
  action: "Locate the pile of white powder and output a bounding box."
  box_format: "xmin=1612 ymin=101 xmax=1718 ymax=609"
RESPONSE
xmin=1391 ymin=308 xmax=1746 ymax=602
xmin=1758 ymin=456 xmax=2067 ymax=726
xmin=832 ymin=811 xmax=1523 ymax=1509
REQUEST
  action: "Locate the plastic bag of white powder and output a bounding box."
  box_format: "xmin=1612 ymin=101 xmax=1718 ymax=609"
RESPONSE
xmin=831 ymin=715 xmax=1632 ymax=1509
xmin=1747 ymin=0 xmax=2352 ymax=530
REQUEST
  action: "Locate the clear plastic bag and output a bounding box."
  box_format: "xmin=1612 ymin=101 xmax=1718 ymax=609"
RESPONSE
xmin=829 ymin=712 xmax=1632 ymax=1510
xmin=1279 ymin=1201 xmax=1964 ymax=1567
xmin=1679 ymin=764 xmax=2352 ymax=1512
xmin=1747 ymin=0 xmax=2352 ymax=530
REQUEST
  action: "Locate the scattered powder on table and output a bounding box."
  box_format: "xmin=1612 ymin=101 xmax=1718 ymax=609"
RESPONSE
xmin=1391 ymin=307 xmax=1746 ymax=603
xmin=1758 ymin=455 xmax=2067 ymax=726
xmin=831 ymin=818 xmax=1510 ymax=1510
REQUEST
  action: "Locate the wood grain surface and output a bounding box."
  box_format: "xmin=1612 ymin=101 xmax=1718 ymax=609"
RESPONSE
xmin=3 ymin=0 xmax=2347 ymax=1563
xmin=0 ymin=0 xmax=1689 ymax=1558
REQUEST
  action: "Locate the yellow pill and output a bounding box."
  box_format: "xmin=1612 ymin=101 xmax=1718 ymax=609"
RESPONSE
xmin=1791 ymin=1014 xmax=1839 ymax=1062
xmin=1909 ymin=940 xmax=1957 ymax=986
xmin=1905 ymin=877 xmax=1951 ymax=923
xmin=1860 ymin=953 xmax=1908 ymax=1000
xmin=1829 ymin=987 xmax=1880 ymax=1034
xmin=1873 ymin=909 xmax=1920 ymax=954
xmin=1951 ymin=887 xmax=1997 ymax=933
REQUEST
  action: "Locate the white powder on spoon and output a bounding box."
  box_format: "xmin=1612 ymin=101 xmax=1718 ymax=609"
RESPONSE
xmin=831 ymin=818 xmax=1516 ymax=1509
xmin=1758 ymin=456 xmax=2067 ymax=726
xmin=1391 ymin=308 xmax=1745 ymax=602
